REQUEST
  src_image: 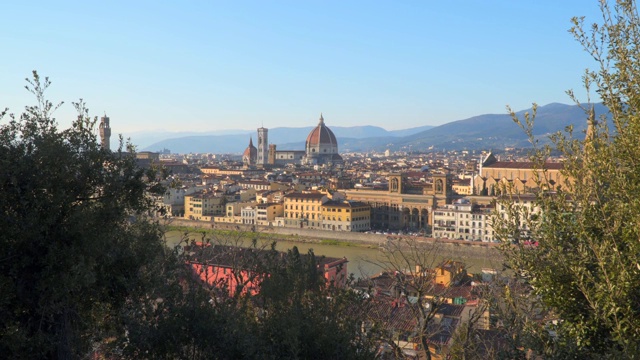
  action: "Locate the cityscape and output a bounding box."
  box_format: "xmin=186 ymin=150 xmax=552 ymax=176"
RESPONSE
xmin=92 ymin=108 xmax=570 ymax=358
xmin=2 ymin=1 xmax=640 ymax=359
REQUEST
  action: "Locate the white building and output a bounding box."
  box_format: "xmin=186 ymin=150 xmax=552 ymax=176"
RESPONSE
xmin=241 ymin=205 xmax=257 ymax=225
xmin=432 ymin=198 xmax=496 ymax=242
xmin=496 ymin=194 xmax=540 ymax=242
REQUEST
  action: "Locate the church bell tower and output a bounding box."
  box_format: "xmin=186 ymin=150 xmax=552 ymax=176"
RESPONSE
xmin=257 ymin=127 xmax=268 ymax=166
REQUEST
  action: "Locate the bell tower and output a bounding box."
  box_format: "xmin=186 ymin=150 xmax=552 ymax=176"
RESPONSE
xmin=99 ymin=115 xmax=111 ymax=151
xmin=257 ymin=127 xmax=268 ymax=166
xmin=388 ymin=173 xmax=406 ymax=194
xmin=432 ymin=173 xmax=453 ymax=202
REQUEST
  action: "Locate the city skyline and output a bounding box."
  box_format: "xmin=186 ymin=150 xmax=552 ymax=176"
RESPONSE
xmin=1 ymin=1 xmax=602 ymax=133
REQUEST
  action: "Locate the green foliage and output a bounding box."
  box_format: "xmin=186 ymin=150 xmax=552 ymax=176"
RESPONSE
xmin=122 ymin=240 xmax=375 ymax=360
xmin=0 ymin=72 xmax=168 ymax=358
xmin=0 ymin=73 xmax=374 ymax=359
xmin=496 ymin=1 xmax=640 ymax=357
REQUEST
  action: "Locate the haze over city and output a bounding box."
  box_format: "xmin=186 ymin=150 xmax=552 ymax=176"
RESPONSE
xmin=2 ymin=1 xmax=601 ymax=133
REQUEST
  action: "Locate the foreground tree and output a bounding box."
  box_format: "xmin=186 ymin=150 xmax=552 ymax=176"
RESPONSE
xmin=497 ymin=0 xmax=640 ymax=357
xmin=0 ymin=72 xmax=168 ymax=358
xmin=363 ymin=238 xmax=477 ymax=360
xmin=0 ymin=74 xmax=376 ymax=359
xmin=123 ymin=234 xmax=377 ymax=360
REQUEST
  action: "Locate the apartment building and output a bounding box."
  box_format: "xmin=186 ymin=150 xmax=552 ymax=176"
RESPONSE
xmin=321 ymin=200 xmax=371 ymax=232
xmin=283 ymin=192 xmax=328 ymax=229
xmin=432 ymin=199 xmax=496 ymax=242
xmin=184 ymin=191 xmax=226 ymax=221
xmin=256 ymin=203 xmax=284 ymax=226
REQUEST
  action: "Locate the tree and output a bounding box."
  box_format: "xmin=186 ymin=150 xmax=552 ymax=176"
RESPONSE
xmin=497 ymin=0 xmax=640 ymax=357
xmin=120 ymin=230 xmax=378 ymax=360
xmin=0 ymin=72 xmax=168 ymax=359
xmin=363 ymin=238 xmax=479 ymax=360
xmin=0 ymin=74 xmax=376 ymax=359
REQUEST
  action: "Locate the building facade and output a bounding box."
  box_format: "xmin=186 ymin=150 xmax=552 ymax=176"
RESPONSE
xmin=283 ymin=192 xmax=329 ymax=229
xmin=99 ymin=115 xmax=111 ymax=150
xmin=256 ymin=203 xmax=284 ymax=226
xmin=321 ymin=200 xmax=371 ymax=232
xmin=432 ymin=199 xmax=495 ymax=242
xmin=257 ymin=127 xmax=268 ymax=166
xmin=184 ymin=191 xmax=226 ymax=220
xmin=474 ymin=152 xmax=567 ymax=195
xmin=343 ymin=173 xmax=453 ymax=231
xmin=245 ymin=114 xmax=343 ymax=167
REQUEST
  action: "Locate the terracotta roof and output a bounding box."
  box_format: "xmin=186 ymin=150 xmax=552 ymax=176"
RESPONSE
xmin=284 ymin=192 xmax=326 ymax=200
xmin=366 ymin=297 xmax=460 ymax=345
xmin=243 ymin=138 xmax=257 ymax=158
xmin=484 ymin=161 xmax=564 ymax=170
xmin=306 ymin=114 xmax=338 ymax=146
xmin=186 ymin=243 xmax=345 ymax=269
xmin=323 ymin=200 xmax=368 ymax=208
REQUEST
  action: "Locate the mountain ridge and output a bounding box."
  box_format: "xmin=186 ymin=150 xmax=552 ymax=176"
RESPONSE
xmin=138 ymin=103 xmax=607 ymax=153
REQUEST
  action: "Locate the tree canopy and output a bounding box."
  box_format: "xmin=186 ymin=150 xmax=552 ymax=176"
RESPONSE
xmin=0 ymin=77 xmax=375 ymax=359
xmin=0 ymin=72 xmax=169 ymax=358
xmin=497 ymin=0 xmax=640 ymax=357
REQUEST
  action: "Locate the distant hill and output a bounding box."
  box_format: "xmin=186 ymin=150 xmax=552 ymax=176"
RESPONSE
xmin=386 ymin=102 xmax=610 ymax=152
xmin=117 ymin=129 xmax=253 ymax=149
xmin=141 ymin=125 xmax=433 ymax=153
xmin=139 ymin=103 xmax=608 ymax=153
xmin=388 ymin=125 xmax=435 ymax=137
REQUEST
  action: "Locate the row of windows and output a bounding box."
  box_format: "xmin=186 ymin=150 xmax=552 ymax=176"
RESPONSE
xmin=284 ymin=204 xmax=363 ymax=214
xmin=287 ymin=198 xmax=320 ymax=203
xmin=320 ymin=223 xmax=367 ymax=231
xmin=284 ymin=212 xmax=369 ymax=222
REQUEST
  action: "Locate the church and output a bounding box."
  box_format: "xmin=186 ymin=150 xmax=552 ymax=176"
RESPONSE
xmin=242 ymin=114 xmax=343 ymax=167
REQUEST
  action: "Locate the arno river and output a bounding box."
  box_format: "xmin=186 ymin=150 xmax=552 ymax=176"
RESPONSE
xmin=164 ymin=230 xmax=503 ymax=279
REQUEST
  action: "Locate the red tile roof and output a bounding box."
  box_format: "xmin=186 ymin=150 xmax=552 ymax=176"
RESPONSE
xmin=484 ymin=161 xmax=564 ymax=170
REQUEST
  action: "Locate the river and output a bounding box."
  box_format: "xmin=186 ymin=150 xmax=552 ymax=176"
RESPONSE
xmin=164 ymin=230 xmax=503 ymax=279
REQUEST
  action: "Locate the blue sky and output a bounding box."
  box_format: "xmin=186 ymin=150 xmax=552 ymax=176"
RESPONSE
xmin=1 ymin=1 xmax=603 ymax=133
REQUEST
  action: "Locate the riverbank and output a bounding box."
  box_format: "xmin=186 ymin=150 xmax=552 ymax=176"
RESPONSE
xmin=161 ymin=219 xmax=504 ymax=277
xmin=163 ymin=218 xmax=501 ymax=249
xmin=164 ymin=225 xmax=378 ymax=249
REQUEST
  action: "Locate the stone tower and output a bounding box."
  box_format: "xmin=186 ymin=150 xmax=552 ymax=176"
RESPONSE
xmin=99 ymin=115 xmax=111 ymax=150
xmin=257 ymin=127 xmax=268 ymax=166
xmin=268 ymin=144 xmax=276 ymax=165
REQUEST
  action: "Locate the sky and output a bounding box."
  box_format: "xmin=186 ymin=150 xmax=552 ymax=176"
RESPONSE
xmin=0 ymin=1 xmax=604 ymax=133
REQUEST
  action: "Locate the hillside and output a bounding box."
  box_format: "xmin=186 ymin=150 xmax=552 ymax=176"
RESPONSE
xmin=140 ymin=103 xmax=608 ymax=153
xmin=389 ymin=102 xmax=609 ymax=151
xmin=141 ymin=125 xmax=432 ymax=153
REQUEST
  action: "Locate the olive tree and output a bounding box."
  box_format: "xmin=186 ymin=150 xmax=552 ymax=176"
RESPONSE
xmin=496 ymin=1 xmax=640 ymax=357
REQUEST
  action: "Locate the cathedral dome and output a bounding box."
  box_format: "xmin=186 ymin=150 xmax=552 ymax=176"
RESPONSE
xmin=306 ymin=114 xmax=337 ymax=147
xmin=243 ymin=137 xmax=257 ymax=165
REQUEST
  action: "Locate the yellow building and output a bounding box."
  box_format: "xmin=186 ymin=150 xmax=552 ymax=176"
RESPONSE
xmin=321 ymin=200 xmax=371 ymax=232
xmin=184 ymin=191 xmax=226 ymax=221
xmin=256 ymin=203 xmax=284 ymax=226
xmin=434 ymin=260 xmax=467 ymax=286
xmin=343 ymin=173 xmax=453 ymax=231
xmin=452 ymin=178 xmax=472 ymax=195
xmin=283 ymin=192 xmax=328 ymax=229
xmin=199 ymin=166 xmax=264 ymax=177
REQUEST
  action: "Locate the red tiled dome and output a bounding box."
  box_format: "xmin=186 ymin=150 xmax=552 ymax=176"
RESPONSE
xmin=306 ymin=114 xmax=337 ymax=146
xmin=243 ymin=138 xmax=257 ymax=159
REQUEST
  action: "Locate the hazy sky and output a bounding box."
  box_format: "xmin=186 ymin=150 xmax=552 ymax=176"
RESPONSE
xmin=1 ymin=1 xmax=603 ymax=133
